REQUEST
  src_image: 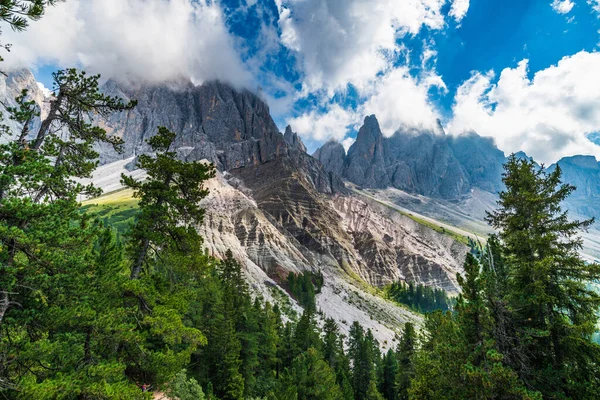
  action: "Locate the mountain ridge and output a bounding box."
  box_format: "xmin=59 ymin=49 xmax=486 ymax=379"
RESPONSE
xmin=314 ymin=114 xmax=600 ymax=224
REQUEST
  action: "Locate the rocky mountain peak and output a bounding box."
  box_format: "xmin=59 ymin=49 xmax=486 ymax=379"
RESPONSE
xmin=434 ymin=118 xmax=445 ymax=135
xmin=96 ymin=78 xmax=344 ymax=195
xmin=283 ymin=125 xmax=307 ymax=153
xmin=514 ymin=151 xmax=532 ymax=161
xmin=557 ymin=155 xmax=600 ymax=170
xmin=355 ymin=114 xmax=384 ymax=145
xmin=345 ymin=115 xmax=390 ymax=188
xmin=313 ymin=139 xmax=346 ymax=178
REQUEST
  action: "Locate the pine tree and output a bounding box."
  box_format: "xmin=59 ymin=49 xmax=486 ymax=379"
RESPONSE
xmin=0 ymin=69 xmax=142 ymax=396
xmin=219 ymin=250 xmax=250 ymax=322
xmin=121 ymin=126 xmax=214 ymax=280
xmin=215 ymin=314 xmax=245 ymax=400
xmin=294 ymin=310 xmax=321 ymax=356
xmin=167 ymin=370 xmax=206 ymax=400
xmin=455 ymin=253 xmax=487 ymax=351
xmin=277 ymin=347 xmax=344 ymax=400
xmin=348 ymin=322 xmax=383 ymax=400
xmin=395 ymin=322 xmax=415 ymax=400
xmin=487 ymin=154 xmax=600 ymax=397
xmin=322 ymin=318 xmax=353 ymax=399
xmin=256 ymin=302 xmax=281 ymax=393
xmin=380 ymin=349 xmax=398 ymax=400
xmin=0 ymin=69 xmax=135 ymax=326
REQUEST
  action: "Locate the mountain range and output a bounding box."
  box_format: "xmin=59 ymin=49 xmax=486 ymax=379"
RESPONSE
xmin=3 ymin=68 xmax=600 ymax=341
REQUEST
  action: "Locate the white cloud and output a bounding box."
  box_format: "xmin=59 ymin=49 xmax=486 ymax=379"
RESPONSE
xmin=2 ymin=0 xmax=252 ymax=87
xmin=288 ymin=65 xmax=442 ymax=145
xmin=361 ymin=67 xmax=443 ymax=136
xmin=341 ymin=137 xmax=356 ymax=152
xmin=448 ymin=51 xmax=600 ymax=164
xmin=551 ymin=0 xmax=575 ymax=14
xmin=36 ymin=81 xmax=52 ymax=97
xmin=286 ymin=104 xmax=359 ymax=142
xmin=449 ymin=0 xmax=470 ymax=23
xmin=588 ymin=0 xmax=600 ymax=13
xmin=274 ymin=0 xmax=449 ymax=93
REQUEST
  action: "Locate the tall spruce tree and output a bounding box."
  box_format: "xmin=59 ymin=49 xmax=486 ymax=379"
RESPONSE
xmin=322 ymin=318 xmax=354 ymax=400
xmin=117 ymin=126 xmax=217 ymax=388
xmin=348 ymin=322 xmax=383 ymax=400
xmin=279 ymin=347 xmax=344 ymax=400
xmin=395 ymin=322 xmax=415 ymax=400
xmin=380 ymin=349 xmax=398 ymax=400
xmin=487 ymin=154 xmax=600 ymax=397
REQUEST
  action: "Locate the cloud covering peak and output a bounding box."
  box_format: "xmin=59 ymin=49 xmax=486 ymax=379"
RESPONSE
xmin=2 ymin=0 xmax=253 ymax=87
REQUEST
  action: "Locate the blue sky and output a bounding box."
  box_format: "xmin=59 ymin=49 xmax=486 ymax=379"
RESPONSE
xmin=5 ymin=0 xmax=600 ymax=162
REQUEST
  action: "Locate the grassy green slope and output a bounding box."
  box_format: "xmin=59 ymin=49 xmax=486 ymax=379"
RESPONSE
xmin=80 ymin=188 xmax=139 ymax=234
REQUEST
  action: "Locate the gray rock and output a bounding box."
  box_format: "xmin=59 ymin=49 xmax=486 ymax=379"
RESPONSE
xmin=548 ymin=155 xmax=600 ymax=220
xmin=100 ymin=79 xmax=288 ymax=170
xmin=447 ymin=132 xmax=505 ymax=193
xmin=316 ymin=115 xmax=510 ymax=199
xmin=283 ymin=125 xmax=307 ymax=153
xmin=345 ymin=115 xmax=391 ymax=188
xmin=312 ymin=140 xmax=346 ymax=177
xmin=98 ymin=78 xmax=343 ymax=195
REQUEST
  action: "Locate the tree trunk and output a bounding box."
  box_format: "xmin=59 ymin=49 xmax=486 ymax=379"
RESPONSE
xmin=130 ymin=238 xmax=150 ymax=280
xmin=31 ymin=93 xmax=61 ymax=151
xmin=0 ymin=291 xmax=8 ymax=325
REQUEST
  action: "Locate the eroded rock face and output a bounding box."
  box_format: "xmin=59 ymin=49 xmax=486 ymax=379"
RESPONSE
xmin=315 ymin=115 xmax=507 ymax=200
xmin=312 ymin=140 xmax=346 ymax=178
xmin=332 ymin=195 xmax=466 ymax=292
xmin=284 ymin=125 xmax=307 ymax=153
xmin=195 ymin=166 xmax=465 ymax=342
xmin=0 ymin=69 xmax=48 ymax=141
xmin=345 ymin=115 xmax=390 ymax=188
xmin=197 ymin=170 xmax=423 ymax=344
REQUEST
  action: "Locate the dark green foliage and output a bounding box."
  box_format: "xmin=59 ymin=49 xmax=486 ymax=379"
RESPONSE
xmin=485 ymin=155 xmax=600 ymax=397
xmin=273 ymin=347 xmax=344 ymax=400
xmin=395 ymin=322 xmax=415 ymax=400
xmin=379 ymin=349 xmax=398 ymax=400
xmin=348 ymin=322 xmax=382 ymax=400
xmin=121 ymin=126 xmax=215 ymax=279
xmin=287 ymin=270 xmax=324 ymax=312
xmin=0 ymin=69 xmax=141 ymax=397
xmin=387 ymin=281 xmax=452 ymax=313
xmin=167 ymin=370 xmax=206 ymax=400
xmin=408 ymin=154 xmax=600 ymax=399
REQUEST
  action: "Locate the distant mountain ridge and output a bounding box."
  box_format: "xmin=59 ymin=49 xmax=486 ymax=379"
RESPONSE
xmin=314 ymin=115 xmax=600 ymax=222
xmin=315 ymin=115 xmax=506 ymax=199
